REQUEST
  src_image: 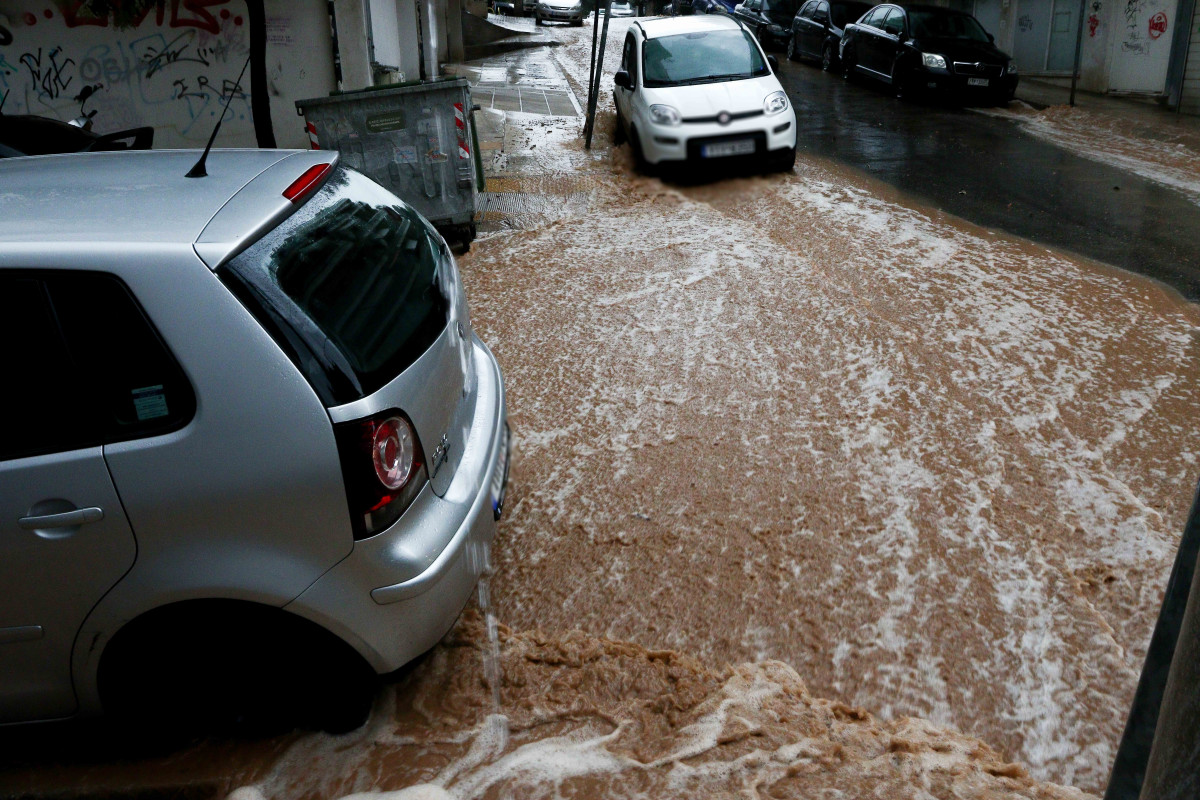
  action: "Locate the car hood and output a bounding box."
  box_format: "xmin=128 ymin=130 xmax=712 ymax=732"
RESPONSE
xmin=643 ymin=75 xmax=782 ymax=116
xmin=912 ymin=37 xmax=1010 ymax=63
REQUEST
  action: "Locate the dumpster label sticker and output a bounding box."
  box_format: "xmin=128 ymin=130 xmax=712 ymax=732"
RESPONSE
xmin=366 ymin=111 xmax=408 ymax=134
xmin=427 ymin=135 xmax=448 ymax=162
xmin=395 ymin=144 xmax=419 ymax=164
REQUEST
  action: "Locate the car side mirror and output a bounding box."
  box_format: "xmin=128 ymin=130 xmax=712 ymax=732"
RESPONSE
xmin=614 ymin=70 xmax=632 ymax=89
xmin=987 ymin=32 xmax=995 ymax=42
xmin=767 ymin=54 xmax=779 ymax=71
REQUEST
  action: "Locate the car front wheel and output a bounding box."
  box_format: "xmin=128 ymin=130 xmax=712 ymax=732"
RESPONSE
xmin=821 ymin=41 xmax=835 ymax=71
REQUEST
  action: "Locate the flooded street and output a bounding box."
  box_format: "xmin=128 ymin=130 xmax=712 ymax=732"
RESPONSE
xmin=6 ymin=18 xmax=1200 ymax=800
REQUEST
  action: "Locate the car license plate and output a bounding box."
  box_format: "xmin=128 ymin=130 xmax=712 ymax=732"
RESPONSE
xmin=967 ymin=77 xmax=990 ymax=87
xmin=702 ymin=139 xmax=756 ymax=158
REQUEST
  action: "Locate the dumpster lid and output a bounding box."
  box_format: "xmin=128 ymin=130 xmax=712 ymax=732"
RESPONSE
xmin=295 ymin=77 xmax=471 ymax=113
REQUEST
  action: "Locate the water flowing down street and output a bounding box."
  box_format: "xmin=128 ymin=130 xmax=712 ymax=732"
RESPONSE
xmin=6 ymin=16 xmax=1200 ymax=800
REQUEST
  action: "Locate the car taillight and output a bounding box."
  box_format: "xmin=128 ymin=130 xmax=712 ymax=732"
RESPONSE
xmin=335 ymin=411 xmax=427 ymax=540
xmin=283 ymin=163 xmax=332 ymax=203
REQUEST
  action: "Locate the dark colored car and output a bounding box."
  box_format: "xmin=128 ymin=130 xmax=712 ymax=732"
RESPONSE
xmin=788 ymin=0 xmax=871 ymax=70
xmin=692 ymin=0 xmax=730 ymax=12
xmin=733 ymin=0 xmax=801 ymax=50
xmin=0 ymin=113 xmax=153 ymax=158
xmin=839 ymin=3 xmax=1017 ymax=102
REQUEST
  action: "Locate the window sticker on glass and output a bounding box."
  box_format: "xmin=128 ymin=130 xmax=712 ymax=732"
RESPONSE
xmin=132 ymin=385 xmax=169 ymax=421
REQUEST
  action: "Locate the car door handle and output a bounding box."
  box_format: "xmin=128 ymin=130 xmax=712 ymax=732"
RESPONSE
xmin=19 ymin=507 xmax=105 ymax=530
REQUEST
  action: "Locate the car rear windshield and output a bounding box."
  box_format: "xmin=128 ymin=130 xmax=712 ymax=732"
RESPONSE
xmin=642 ymin=29 xmax=769 ymax=87
xmin=909 ymin=10 xmax=990 ymax=41
xmin=220 ymin=166 xmax=450 ymax=407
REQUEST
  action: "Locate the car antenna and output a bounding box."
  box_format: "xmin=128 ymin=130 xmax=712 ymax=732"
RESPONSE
xmin=186 ymin=55 xmax=251 ymax=179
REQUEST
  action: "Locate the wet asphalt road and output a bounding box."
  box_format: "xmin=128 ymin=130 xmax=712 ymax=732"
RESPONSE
xmin=773 ymin=57 xmax=1200 ymax=301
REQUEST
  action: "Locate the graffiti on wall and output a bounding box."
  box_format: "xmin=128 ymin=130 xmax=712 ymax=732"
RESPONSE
xmin=0 ymin=1 xmax=253 ymax=147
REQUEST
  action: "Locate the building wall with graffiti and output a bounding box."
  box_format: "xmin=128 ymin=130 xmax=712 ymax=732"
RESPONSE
xmin=970 ymin=0 xmax=1186 ymax=95
xmin=0 ymin=0 xmax=336 ymax=149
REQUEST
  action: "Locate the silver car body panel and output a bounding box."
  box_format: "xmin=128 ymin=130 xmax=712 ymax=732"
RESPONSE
xmin=0 ymin=150 xmax=296 ymax=246
xmin=287 ymin=336 xmax=507 ymax=671
xmin=0 ymin=447 xmax=137 ymax=722
xmin=329 ymin=322 xmax=473 ymax=497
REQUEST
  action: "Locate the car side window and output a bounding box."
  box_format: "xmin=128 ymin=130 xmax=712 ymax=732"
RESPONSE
xmin=45 ymin=271 xmax=196 ymax=445
xmin=0 ymin=276 xmax=95 ymax=460
xmin=798 ymin=1 xmax=815 ymax=19
xmin=862 ymin=6 xmax=885 ymax=27
xmin=621 ymin=33 xmax=638 ymax=84
xmin=813 ymin=1 xmax=829 ymax=22
xmin=881 ymin=7 xmax=905 ymax=34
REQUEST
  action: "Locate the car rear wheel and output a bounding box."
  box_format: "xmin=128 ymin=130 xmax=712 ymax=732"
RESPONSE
xmin=821 ymin=42 xmax=835 ymax=71
xmin=99 ymin=602 xmax=377 ymax=741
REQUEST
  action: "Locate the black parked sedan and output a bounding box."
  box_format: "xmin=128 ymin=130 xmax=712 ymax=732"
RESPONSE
xmin=838 ymin=3 xmax=1017 ymax=102
xmin=733 ymin=0 xmax=802 ymax=50
xmin=788 ymin=0 xmax=871 ymax=69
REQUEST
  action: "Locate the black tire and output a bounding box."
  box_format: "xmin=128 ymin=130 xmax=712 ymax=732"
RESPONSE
xmin=821 ymin=41 xmax=835 ymax=71
xmin=99 ymin=603 xmax=377 ymax=740
xmin=892 ymin=64 xmax=912 ymax=100
xmin=613 ymin=104 xmax=627 ymax=144
xmin=535 ymin=15 xmax=543 ymax=24
xmin=786 ymin=35 xmax=798 ymax=61
xmin=572 ymin=18 xmax=583 ymax=25
xmin=629 ymin=125 xmax=654 ymax=176
xmin=772 ymin=147 xmax=796 ymax=173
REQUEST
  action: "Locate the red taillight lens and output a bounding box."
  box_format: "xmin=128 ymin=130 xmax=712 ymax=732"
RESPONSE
xmin=335 ymin=411 xmax=427 ymax=540
xmin=372 ymin=416 xmax=416 ymax=490
xmin=283 ymin=163 xmax=332 ymax=203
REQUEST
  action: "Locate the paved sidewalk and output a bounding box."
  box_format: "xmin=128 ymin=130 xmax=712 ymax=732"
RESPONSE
xmin=1016 ymin=77 xmax=1200 ymax=133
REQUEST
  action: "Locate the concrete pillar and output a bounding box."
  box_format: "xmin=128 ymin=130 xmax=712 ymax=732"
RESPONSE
xmin=447 ymin=0 xmax=466 ymax=62
xmin=333 ymin=0 xmax=375 ymax=88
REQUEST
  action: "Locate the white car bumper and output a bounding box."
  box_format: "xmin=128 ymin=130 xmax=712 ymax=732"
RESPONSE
xmin=638 ymin=108 xmax=797 ymax=165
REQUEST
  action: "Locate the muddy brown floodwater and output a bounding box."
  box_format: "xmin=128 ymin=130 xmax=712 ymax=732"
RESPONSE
xmin=455 ymin=39 xmax=1200 ymax=790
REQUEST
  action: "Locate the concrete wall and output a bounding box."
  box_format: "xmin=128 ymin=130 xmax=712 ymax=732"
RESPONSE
xmin=973 ymin=0 xmax=1186 ymax=94
xmin=0 ymin=0 xmax=336 ymax=149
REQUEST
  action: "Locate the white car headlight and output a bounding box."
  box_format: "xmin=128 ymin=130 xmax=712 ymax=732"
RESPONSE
xmin=763 ymin=91 xmax=788 ymax=115
xmin=922 ymin=53 xmax=947 ymax=70
xmin=649 ymin=104 xmax=681 ymax=126
xmin=1007 ymin=61 xmax=1018 ymax=74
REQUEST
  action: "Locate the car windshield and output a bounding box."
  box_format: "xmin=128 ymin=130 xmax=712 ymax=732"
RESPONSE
xmin=908 ymin=9 xmax=991 ymax=41
xmin=642 ymin=29 xmax=768 ymax=87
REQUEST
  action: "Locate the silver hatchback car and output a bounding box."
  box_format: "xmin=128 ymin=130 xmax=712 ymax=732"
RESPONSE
xmin=0 ymin=149 xmax=509 ymax=733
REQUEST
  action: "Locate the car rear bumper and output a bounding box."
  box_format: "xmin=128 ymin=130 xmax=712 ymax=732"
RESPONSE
xmin=285 ymin=336 xmax=509 ymax=673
